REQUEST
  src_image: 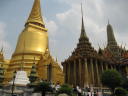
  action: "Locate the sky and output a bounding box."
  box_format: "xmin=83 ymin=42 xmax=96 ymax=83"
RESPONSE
xmin=0 ymin=0 xmax=128 ymax=62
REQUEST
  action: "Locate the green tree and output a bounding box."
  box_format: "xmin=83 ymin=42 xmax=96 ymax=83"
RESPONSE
xmin=28 ymin=62 xmax=38 ymax=88
xmin=121 ymin=78 xmax=128 ymax=91
xmin=115 ymin=87 xmax=127 ymax=96
xmin=34 ymin=81 xmax=52 ymax=96
xmin=29 ymin=63 xmax=38 ymax=83
xmin=101 ymin=69 xmax=122 ymax=96
xmin=57 ymin=84 xmax=73 ymax=96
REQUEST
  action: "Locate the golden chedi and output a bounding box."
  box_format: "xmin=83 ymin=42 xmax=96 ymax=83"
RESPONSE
xmin=4 ymin=0 xmax=64 ymax=84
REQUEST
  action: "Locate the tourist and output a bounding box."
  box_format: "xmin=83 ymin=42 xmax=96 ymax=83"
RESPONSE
xmin=88 ymin=92 xmax=91 ymax=96
xmin=97 ymin=91 xmax=102 ymax=96
xmin=51 ymin=83 xmax=56 ymax=92
xmin=73 ymin=86 xmax=77 ymax=94
xmin=76 ymin=85 xmax=82 ymax=96
xmin=94 ymin=92 xmax=97 ymax=96
xmin=82 ymin=87 xmax=89 ymax=96
xmin=51 ymin=83 xmax=55 ymax=88
xmin=55 ymin=83 xmax=60 ymax=91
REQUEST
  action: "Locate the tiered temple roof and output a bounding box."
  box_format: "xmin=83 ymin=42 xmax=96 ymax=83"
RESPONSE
xmin=68 ymin=6 xmax=97 ymax=61
xmin=103 ymin=22 xmax=128 ymax=65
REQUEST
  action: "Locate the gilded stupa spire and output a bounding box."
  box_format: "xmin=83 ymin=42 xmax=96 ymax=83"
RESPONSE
xmin=72 ymin=4 xmax=96 ymax=57
xmin=107 ymin=21 xmax=117 ymax=47
xmin=106 ymin=21 xmax=123 ymax=58
xmin=108 ymin=19 xmax=110 ymax=25
xmin=80 ymin=4 xmax=88 ymax=39
xmin=26 ymin=0 xmax=45 ymax=27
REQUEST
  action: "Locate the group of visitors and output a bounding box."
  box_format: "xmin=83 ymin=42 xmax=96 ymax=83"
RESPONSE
xmin=73 ymin=85 xmax=103 ymax=96
xmin=41 ymin=80 xmax=107 ymax=96
xmin=51 ymin=82 xmax=61 ymax=92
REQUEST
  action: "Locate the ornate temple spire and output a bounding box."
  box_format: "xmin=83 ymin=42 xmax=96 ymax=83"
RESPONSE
xmin=71 ymin=4 xmax=97 ymax=57
xmin=80 ymin=4 xmax=88 ymax=39
xmin=107 ymin=21 xmax=117 ymax=47
xmin=29 ymin=57 xmax=38 ymax=83
xmin=106 ymin=21 xmax=123 ymax=58
xmin=26 ymin=0 xmax=45 ymax=27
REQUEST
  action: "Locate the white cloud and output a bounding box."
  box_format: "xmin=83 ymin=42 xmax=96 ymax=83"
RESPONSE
xmin=46 ymin=20 xmax=58 ymax=37
xmin=53 ymin=0 xmax=128 ymax=62
xmin=1 ymin=0 xmax=128 ymax=63
xmin=55 ymin=0 xmax=106 ymax=49
xmin=0 ymin=22 xmax=12 ymax=59
xmin=57 ymin=0 xmax=79 ymax=5
xmin=45 ymin=19 xmax=59 ymax=57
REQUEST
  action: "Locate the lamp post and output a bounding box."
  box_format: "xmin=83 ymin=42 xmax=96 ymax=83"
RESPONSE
xmin=11 ymin=70 xmax=16 ymax=96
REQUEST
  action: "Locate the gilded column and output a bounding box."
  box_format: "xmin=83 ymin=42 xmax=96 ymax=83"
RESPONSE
xmin=101 ymin=61 xmax=104 ymax=73
xmin=90 ymin=58 xmax=94 ymax=86
xmin=98 ymin=61 xmax=102 ymax=86
xmin=84 ymin=58 xmax=88 ymax=87
xmin=95 ymin=59 xmax=100 ymax=86
xmin=65 ymin=63 xmax=68 ymax=83
xmin=125 ymin=65 xmax=128 ymax=76
xmin=69 ymin=62 xmax=73 ymax=85
xmin=101 ymin=61 xmax=104 ymax=88
xmin=68 ymin=63 xmax=70 ymax=84
xmin=105 ymin=63 xmax=108 ymax=70
xmin=113 ymin=65 xmax=116 ymax=69
xmin=113 ymin=65 xmax=115 ymax=70
xmin=79 ymin=58 xmax=82 ymax=87
xmin=111 ymin=65 xmax=113 ymax=69
xmin=63 ymin=64 xmax=66 ymax=83
xmin=74 ymin=60 xmax=76 ymax=86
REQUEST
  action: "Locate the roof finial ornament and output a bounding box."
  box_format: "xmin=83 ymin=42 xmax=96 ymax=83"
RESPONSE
xmin=98 ymin=43 xmax=101 ymax=49
xmin=56 ymin=57 xmax=58 ymax=62
xmin=108 ymin=19 xmax=110 ymax=25
xmin=80 ymin=3 xmax=88 ymax=39
xmin=124 ymin=43 xmax=126 ymax=50
xmin=81 ymin=3 xmax=84 ymax=19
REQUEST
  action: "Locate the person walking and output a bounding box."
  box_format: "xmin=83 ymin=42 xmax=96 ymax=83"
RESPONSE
xmin=94 ymin=92 xmax=97 ymax=96
xmin=76 ymin=85 xmax=82 ymax=96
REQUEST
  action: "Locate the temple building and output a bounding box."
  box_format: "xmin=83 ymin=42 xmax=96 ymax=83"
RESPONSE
xmin=103 ymin=22 xmax=128 ymax=77
xmin=0 ymin=0 xmax=64 ymax=85
xmin=62 ymin=6 xmax=128 ymax=88
xmin=0 ymin=0 xmax=128 ymax=89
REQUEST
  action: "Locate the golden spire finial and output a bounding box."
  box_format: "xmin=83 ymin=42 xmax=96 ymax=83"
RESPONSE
xmin=81 ymin=3 xmax=84 ymax=19
xmin=108 ymin=19 xmax=110 ymax=25
xmin=80 ymin=3 xmax=87 ymax=39
xmin=107 ymin=21 xmax=117 ymax=46
xmin=26 ymin=0 xmax=45 ymax=27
